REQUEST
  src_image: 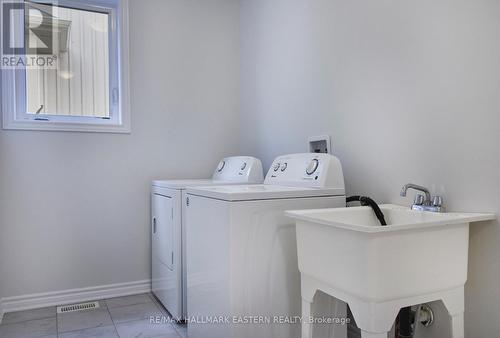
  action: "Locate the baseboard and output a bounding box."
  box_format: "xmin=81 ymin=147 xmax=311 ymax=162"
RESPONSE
xmin=0 ymin=279 xmax=151 ymax=318
xmin=0 ymin=298 xmax=4 ymax=325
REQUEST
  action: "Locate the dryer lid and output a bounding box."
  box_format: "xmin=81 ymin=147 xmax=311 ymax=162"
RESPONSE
xmin=152 ymin=179 xmax=214 ymax=189
xmin=152 ymin=156 xmax=264 ymax=189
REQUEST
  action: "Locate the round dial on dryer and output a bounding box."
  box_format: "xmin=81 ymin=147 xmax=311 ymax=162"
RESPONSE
xmin=306 ymin=159 xmax=319 ymax=175
xmin=280 ymin=162 xmax=288 ymax=172
xmin=240 ymin=162 xmax=247 ymax=171
xmin=273 ymin=163 xmax=281 ymax=172
xmin=217 ymin=161 xmax=226 ymax=172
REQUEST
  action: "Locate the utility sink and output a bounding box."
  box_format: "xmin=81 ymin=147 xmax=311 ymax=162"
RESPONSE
xmin=285 ymin=204 xmax=495 ymax=338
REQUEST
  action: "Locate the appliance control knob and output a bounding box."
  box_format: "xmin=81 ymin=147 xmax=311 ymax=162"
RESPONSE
xmin=217 ymin=161 xmax=225 ymax=172
xmin=241 ymin=162 xmax=247 ymax=171
xmin=281 ymin=162 xmax=288 ymax=172
xmin=306 ymin=159 xmax=319 ymax=175
xmin=273 ymin=163 xmax=281 ymax=172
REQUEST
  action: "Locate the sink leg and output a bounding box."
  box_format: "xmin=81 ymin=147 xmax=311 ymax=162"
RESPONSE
xmin=441 ymin=286 xmax=465 ymax=338
xmin=450 ymin=312 xmax=464 ymax=338
xmin=348 ymin=299 xmax=398 ymax=336
xmin=360 ymin=331 xmax=387 ymax=338
xmin=302 ymin=298 xmax=313 ymax=338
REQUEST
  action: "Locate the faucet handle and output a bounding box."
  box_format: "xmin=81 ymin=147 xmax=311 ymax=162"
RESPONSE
xmin=414 ymin=194 xmax=425 ymax=206
xmin=432 ymin=196 xmax=443 ymax=207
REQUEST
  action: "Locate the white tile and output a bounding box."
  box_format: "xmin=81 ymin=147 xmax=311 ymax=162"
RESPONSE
xmin=57 ymin=308 xmax=113 ymax=333
xmin=58 ymin=325 xmax=119 ymax=338
xmin=109 ymin=302 xmax=163 ymax=324
xmin=172 ymin=321 xmax=187 ymax=338
xmin=2 ymin=307 xmax=56 ymax=324
xmin=149 ymin=296 xmax=170 ymax=316
xmin=105 ymin=294 xmax=152 ymax=309
xmin=115 ymin=319 xmax=179 ymax=338
xmin=0 ymin=317 xmax=57 ymax=338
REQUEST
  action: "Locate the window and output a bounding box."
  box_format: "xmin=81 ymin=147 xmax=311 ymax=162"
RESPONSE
xmin=1 ymin=0 xmax=130 ymax=133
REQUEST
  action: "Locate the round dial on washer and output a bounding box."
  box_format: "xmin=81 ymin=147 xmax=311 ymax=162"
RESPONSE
xmin=306 ymin=159 xmax=319 ymax=175
xmin=217 ymin=161 xmax=226 ymax=172
xmin=240 ymin=162 xmax=247 ymax=171
xmin=273 ymin=162 xmax=281 ymax=172
xmin=281 ymin=162 xmax=288 ymax=172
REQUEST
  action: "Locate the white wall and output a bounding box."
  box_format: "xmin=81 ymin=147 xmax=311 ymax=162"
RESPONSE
xmin=0 ymin=0 xmax=240 ymax=299
xmin=240 ymin=0 xmax=500 ymax=336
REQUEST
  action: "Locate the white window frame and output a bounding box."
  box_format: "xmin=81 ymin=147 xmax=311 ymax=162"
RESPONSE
xmin=1 ymin=0 xmax=130 ymax=133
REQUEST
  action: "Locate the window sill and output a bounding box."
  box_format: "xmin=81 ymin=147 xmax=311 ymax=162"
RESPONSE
xmin=2 ymin=118 xmax=131 ymax=134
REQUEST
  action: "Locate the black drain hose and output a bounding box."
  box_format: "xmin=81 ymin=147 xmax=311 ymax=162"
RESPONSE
xmin=346 ymin=196 xmax=387 ymax=226
xmin=346 ymin=196 xmax=412 ymax=337
xmin=398 ymin=307 xmax=413 ymax=338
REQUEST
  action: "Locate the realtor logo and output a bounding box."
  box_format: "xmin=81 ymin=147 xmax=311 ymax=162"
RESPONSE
xmin=2 ymin=1 xmax=54 ymax=55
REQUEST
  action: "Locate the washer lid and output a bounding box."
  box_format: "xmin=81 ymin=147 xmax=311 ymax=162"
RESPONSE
xmin=186 ymin=184 xmax=345 ymax=201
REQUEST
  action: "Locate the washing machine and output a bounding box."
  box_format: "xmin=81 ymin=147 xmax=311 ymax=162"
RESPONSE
xmin=151 ymin=156 xmax=264 ymax=320
xmin=185 ymin=153 xmax=347 ymax=338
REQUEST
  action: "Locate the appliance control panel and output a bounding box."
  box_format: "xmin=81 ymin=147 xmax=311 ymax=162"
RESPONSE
xmin=212 ymin=156 xmax=264 ymax=184
xmin=264 ymin=153 xmax=345 ymax=189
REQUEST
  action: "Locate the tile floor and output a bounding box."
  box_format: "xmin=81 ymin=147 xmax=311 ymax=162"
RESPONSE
xmin=0 ymin=293 xmax=186 ymax=338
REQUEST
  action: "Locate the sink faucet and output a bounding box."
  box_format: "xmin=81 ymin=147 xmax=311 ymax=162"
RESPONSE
xmin=400 ymin=183 xmax=444 ymax=212
xmin=400 ymin=183 xmax=431 ymax=204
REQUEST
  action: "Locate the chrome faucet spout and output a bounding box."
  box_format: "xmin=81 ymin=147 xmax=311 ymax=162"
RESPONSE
xmin=400 ymin=183 xmax=444 ymax=213
xmin=400 ymin=183 xmax=431 ymax=205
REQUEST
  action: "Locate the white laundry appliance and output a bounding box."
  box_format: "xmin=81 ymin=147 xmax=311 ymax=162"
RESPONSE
xmin=185 ymin=153 xmax=347 ymax=338
xmin=151 ymin=156 xmax=264 ymax=320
